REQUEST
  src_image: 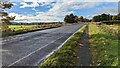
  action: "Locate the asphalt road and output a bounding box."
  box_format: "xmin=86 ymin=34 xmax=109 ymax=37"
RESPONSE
xmin=2 ymin=23 xmax=86 ymax=66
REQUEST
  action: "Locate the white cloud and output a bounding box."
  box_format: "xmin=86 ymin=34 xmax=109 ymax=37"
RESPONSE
xmin=23 ymin=0 xmax=57 ymax=2
xmin=101 ymin=7 xmax=118 ymax=15
xmin=85 ymin=15 xmax=93 ymax=19
xmin=10 ymin=0 xmax=120 ymax=2
xmin=95 ymin=7 xmax=118 ymax=15
xmin=82 ymin=0 xmax=119 ymax=2
xmin=9 ymin=12 xmax=63 ymax=22
xmin=45 ymin=1 xmax=103 ymax=20
xmin=10 ymin=0 xmax=118 ymax=22
xmin=49 ymin=2 xmax=102 ymax=12
xmin=9 ymin=13 xmax=27 ymax=20
xmin=22 ymin=0 xmax=119 ymax=2
xmin=12 ymin=1 xmax=104 ymax=22
xmin=20 ymin=0 xmax=57 ymax=8
xmin=20 ymin=2 xmax=39 ymax=8
xmin=12 ymin=3 xmax=17 ymax=6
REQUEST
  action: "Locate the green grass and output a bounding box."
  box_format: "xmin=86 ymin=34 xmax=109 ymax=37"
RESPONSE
xmin=2 ymin=24 xmax=62 ymax=37
xmin=97 ymin=24 xmax=119 ymax=36
xmin=89 ymin=23 xmax=118 ymax=66
xmin=9 ymin=24 xmax=62 ymax=31
xmin=39 ymin=25 xmax=87 ymax=68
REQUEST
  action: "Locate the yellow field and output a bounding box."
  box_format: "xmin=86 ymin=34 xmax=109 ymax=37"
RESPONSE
xmin=1 ymin=24 xmax=62 ymax=37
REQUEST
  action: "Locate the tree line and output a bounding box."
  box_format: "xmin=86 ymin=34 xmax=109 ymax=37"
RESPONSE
xmin=64 ymin=13 xmax=120 ymax=24
xmin=64 ymin=13 xmax=90 ymax=23
xmin=92 ymin=13 xmax=120 ymax=22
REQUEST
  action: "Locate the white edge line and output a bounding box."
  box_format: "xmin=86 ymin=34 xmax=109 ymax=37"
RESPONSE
xmin=8 ymin=35 xmax=65 ymax=66
xmin=8 ymin=23 xmax=86 ymax=66
xmin=36 ymin=23 xmax=86 ymax=66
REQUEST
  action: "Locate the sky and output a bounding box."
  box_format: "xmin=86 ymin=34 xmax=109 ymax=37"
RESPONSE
xmin=3 ymin=0 xmax=119 ymax=22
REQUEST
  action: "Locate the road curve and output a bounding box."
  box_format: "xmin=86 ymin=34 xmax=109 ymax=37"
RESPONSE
xmin=2 ymin=23 xmax=86 ymax=66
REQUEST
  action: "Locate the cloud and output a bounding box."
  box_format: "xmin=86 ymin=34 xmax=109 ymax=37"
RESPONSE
xmin=42 ymin=1 xmax=103 ymax=21
xmin=95 ymin=7 xmax=118 ymax=15
xmin=11 ymin=1 xmax=104 ymax=22
xmin=12 ymin=3 xmax=17 ymax=6
xmin=20 ymin=0 xmax=57 ymax=8
xmin=11 ymin=0 xmax=118 ymax=22
xmin=9 ymin=12 xmax=63 ymax=22
xmin=20 ymin=2 xmax=39 ymax=8
xmin=9 ymin=13 xmax=27 ymax=20
xmin=10 ymin=0 xmax=120 ymax=2
xmin=22 ymin=0 xmax=56 ymax=2
xmin=49 ymin=2 xmax=102 ymax=12
xmin=101 ymin=7 xmax=118 ymax=14
xmin=82 ymin=0 xmax=119 ymax=2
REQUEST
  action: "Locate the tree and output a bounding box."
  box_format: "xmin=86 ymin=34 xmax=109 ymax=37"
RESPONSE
xmin=79 ymin=16 xmax=84 ymax=22
xmin=92 ymin=15 xmax=101 ymax=22
xmin=112 ymin=16 xmax=117 ymax=20
xmin=92 ymin=13 xmax=113 ymax=22
xmin=0 ymin=1 xmax=15 ymax=32
xmin=84 ymin=18 xmax=90 ymax=22
xmin=111 ymin=13 xmax=120 ymax=20
xmin=74 ymin=15 xmax=79 ymax=23
xmin=64 ymin=13 xmax=78 ymax=23
xmin=64 ymin=14 xmax=90 ymax=23
xmin=117 ymin=13 xmax=120 ymax=20
xmin=100 ymin=13 xmax=110 ymax=21
xmin=64 ymin=15 xmax=70 ymax=23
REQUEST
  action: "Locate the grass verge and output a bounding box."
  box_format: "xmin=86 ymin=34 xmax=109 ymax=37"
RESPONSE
xmin=89 ymin=23 xmax=118 ymax=66
xmin=2 ymin=24 xmax=62 ymax=37
xmin=39 ymin=25 xmax=87 ymax=67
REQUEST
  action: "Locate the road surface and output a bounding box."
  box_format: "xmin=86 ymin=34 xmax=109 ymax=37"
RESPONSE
xmin=2 ymin=23 xmax=86 ymax=66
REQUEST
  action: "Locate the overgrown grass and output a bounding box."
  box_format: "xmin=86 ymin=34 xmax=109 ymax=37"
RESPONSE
xmin=101 ymin=20 xmax=120 ymax=24
xmin=39 ymin=25 xmax=87 ymax=67
xmin=2 ymin=24 xmax=62 ymax=37
xmin=89 ymin=23 xmax=118 ymax=66
xmin=97 ymin=23 xmax=119 ymax=37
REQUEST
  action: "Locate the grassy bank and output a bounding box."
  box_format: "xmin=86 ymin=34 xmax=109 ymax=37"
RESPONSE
xmin=39 ymin=25 xmax=87 ymax=67
xmin=97 ymin=23 xmax=120 ymax=40
xmin=89 ymin=23 xmax=118 ymax=66
xmin=2 ymin=24 xmax=62 ymax=37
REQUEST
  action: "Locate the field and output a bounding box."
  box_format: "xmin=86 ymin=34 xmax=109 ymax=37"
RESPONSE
xmin=89 ymin=23 xmax=119 ymax=66
xmin=39 ymin=25 xmax=87 ymax=67
xmin=1 ymin=24 xmax=62 ymax=37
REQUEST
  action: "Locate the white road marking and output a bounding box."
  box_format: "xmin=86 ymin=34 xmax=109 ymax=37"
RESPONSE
xmin=35 ymin=24 xmax=86 ymax=66
xmin=8 ymin=34 xmax=66 ymax=67
xmin=6 ymin=23 xmax=85 ymax=66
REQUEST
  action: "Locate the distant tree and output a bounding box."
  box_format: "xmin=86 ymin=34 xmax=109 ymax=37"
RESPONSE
xmin=111 ymin=13 xmax=120 ymax=20
xmin=117 ymin=13 xmax=120 ymax=20
xmin=64 ymin=15 xmax=70 ymax=23
xmin=118 ymin=13 xmax=120 ymax=16
xmin=92 ymin=15 xmax=101 ymax=22
xmin=74 ymin=15 xmax=79 ymax=23
xmin=79 ymin=16 xmax=84 ymax=22
xmin=84 ymin=18 xmax=90 ymax=22
xmin=100 ymin=13 xmax=110 ymax=21
xmin=112 ymin=16 xmax=117 ymax=20
xmin=92 ymin=13 xmax=113 ymax=22
xmin=64 ymin=13 xmax=78 ymax=23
